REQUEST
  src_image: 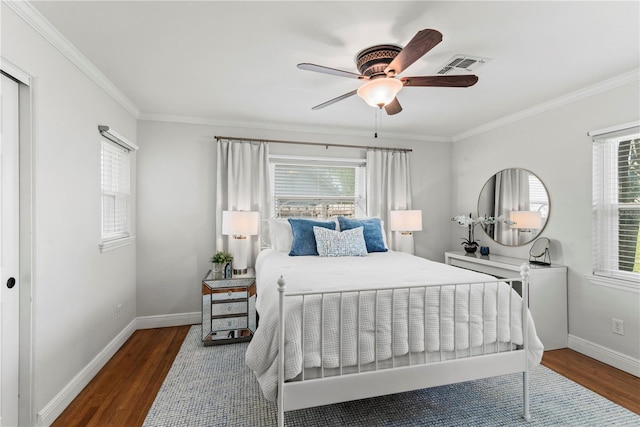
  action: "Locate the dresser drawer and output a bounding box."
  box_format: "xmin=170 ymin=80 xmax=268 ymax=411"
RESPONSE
xmin=212 ymin=301 xmax=247 ymax=316
xmin=212 ymin=290 xmax=248 ymax=301
xmin=212 ymin=316 xmax=248 ymax=331
xmin=448 ymin=257 xmax=516 ymax=279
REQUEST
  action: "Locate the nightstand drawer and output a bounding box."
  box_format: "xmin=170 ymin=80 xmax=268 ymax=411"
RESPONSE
xmin=212 ymin=316 xmax=248 ymax=331
xmin=212 ymin=301 xmax=247 ymax=316
xmin=212 ymin=290 xmax=248 ymax=301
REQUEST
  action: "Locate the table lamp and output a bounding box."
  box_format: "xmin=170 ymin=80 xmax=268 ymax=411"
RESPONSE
xmin=510 ymin=211 xmax=542 ymax=244
xmin=389 ymin=210 xmax=423 ymax=254
xmin=222 ymin=211 xmax=259 ymax=275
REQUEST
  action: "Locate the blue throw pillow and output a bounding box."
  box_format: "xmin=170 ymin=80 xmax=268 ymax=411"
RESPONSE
xmin=337 ymin=217 xmax=388 ymax=253
xmin=288 ymin=218 xmax=336 ymax=256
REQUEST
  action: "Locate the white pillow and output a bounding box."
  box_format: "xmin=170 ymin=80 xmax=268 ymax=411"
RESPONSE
xmin=313 ymin=226 xmax=368 ymax=257
xmin=268 ymin=219 xmax=293 ymax=252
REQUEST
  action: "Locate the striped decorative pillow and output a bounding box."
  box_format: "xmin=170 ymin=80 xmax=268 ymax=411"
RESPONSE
xmin=313 ymin=226 xmax=368 ymax=257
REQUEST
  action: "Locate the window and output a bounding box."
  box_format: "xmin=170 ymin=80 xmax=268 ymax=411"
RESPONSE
xmin=270 ymin=156 xmax=366 ymax=219
xmin=101 ymin=139 xmax=131 ymax=241
xmin=592 ymin=123 xmax=640 ymax=284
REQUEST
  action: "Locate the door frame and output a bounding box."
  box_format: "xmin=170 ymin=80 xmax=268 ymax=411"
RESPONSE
xmin=1 ymin=59 xmax=34 ymax=427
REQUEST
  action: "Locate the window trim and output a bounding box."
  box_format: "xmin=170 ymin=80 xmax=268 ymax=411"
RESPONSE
xmin=590 ymin=120 xmax=640 ymax=287
xmin=99 ymin=127 xmax=137 ymax=252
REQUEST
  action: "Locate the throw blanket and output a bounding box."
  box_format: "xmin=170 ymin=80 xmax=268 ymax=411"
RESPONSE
xmin=245 ymin=250 xmax=544 ymax=402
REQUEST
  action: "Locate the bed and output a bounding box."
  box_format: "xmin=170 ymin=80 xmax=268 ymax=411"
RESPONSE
xmin=245 ymin=219 xmax=544 ymax=426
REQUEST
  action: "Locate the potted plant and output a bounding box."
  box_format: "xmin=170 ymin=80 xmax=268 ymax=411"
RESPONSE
xmin=451 ymin=213 xmax=513 ymax=254
xmin=210 ymin=251 xmax=233 ymax=275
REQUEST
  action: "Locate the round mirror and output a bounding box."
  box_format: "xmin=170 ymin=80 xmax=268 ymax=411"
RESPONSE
xmin=477 ymin=169 xmax=550 ymax=246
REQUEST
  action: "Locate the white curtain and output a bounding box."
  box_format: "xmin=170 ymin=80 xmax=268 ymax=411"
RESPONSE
xmin=494 ymin=169 xmax=530 ymax=245
xmin=366 ymin=149 xmax=412 ymax=251
xmin=216 ymin=139 xmax=271 ymax=267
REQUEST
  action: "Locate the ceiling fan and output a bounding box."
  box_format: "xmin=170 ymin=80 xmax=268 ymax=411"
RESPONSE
xmin=297 ymin=29 xmax=479 ymax=115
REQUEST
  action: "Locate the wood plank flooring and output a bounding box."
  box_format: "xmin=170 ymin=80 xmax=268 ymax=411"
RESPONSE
xmin=52 ymin=326 xmax=639 ymax=426
xmin=51 ymin=326 xmax=190 ymax=427
xmin=541 ymin=348 xmax=640 ymax=415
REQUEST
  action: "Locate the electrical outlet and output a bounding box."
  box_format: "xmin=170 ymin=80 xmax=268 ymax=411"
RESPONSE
xmin=612 ymin=318 xmax=624 ymax=335
xmin=117 ymin=304 xmax=122 ymax=319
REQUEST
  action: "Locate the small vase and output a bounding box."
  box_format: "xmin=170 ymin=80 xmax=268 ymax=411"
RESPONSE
xmin=213 ymin=263 xmax=224 ymax=274
xmin=464 ymin=244 xmax=478 ymax=254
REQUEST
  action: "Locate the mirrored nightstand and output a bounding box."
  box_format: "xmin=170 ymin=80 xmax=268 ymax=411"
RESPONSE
xmin=201 ymin=269 xmax=256 ymax=345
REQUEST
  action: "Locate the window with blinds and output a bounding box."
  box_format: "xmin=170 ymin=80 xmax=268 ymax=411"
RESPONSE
xmin=271 ymin=157 xmax=366 ymax=219
xmin=101 ymin=140 xmax=131 ymax=241
xmin=592 ymin=124 xmax=640 ymax=282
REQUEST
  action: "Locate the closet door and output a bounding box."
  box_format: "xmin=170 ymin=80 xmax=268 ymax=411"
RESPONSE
xmin=0 ymin=72 xmax=20 ymax=427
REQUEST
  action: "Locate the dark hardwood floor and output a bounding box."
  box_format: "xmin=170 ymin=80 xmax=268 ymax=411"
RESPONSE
xmin=51 ymin=326 xmax=190 ymax=427
xmin=52 ymin=326 xmax=639 ymax=426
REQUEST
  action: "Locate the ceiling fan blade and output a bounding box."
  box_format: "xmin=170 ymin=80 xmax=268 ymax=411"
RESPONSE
xmin=400 ymin=75 xmax=479 ymax=87
xmin=311 ymin=90 xmax=358 ymax=110
xmin=384 ymin=97 xmax=402 ymax=115
xmin=298 ymin=63 xmax=366 ymax=79
xmin=384 ymin=29 xmax=443 ymax=76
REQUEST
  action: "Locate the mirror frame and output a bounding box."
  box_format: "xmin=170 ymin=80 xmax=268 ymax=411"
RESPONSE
xmin=477 ymin=168 xmax=550 ymax=246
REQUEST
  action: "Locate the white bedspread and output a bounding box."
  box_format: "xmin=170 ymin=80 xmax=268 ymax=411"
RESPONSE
xmin=245 ymin=250 xmax=544 ymax=402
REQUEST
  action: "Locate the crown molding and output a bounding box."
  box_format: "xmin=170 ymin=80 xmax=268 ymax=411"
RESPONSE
xmin=453 ymin=68 xmax=640 ymax=142
xmin=138 ymin=112 xmax=452 ymax=143
xmin=5 ymin=0 xmax=140 ymax=118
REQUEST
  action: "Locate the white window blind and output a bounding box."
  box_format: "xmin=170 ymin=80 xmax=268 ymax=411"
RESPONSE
xmin=101 ymin=140 xmax=131 ymax=241
xmin=270 ymin=156 xmax=366 ymax=219
xmin=592 ymin=124 xmax=640 ymax=282
xmin=529 ymin=174 xmax=549 ymax=220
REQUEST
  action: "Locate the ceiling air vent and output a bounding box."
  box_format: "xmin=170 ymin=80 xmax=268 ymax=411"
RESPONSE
xmin=437 ymin=55 xmax=490 ymax=75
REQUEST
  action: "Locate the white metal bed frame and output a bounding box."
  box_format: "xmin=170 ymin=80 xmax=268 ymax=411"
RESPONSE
xmin=275 ymin=264 xmax=532 ymax=426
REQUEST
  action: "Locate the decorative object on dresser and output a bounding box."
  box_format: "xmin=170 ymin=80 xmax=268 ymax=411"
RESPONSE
xmin=445 ymin=251 xmax=567 ymax=350
xmin=222 ymin=210 xmax=259 ymax=275
xmin=389 ymin=209 xmax=422 ymax=254
xmin=201 ymin=269 xmax=256 ymax=345
xmin=210 ymin=251 xmax=233 ymax=278
xmin=529 ymin=237 xmax=552 ymax=266
xmin=450 ymin=213 xmax=512 ymax=253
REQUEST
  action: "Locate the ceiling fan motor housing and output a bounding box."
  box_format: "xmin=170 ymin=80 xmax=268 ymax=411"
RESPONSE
xmin=356 ymin=45 xmax=402 ymax=78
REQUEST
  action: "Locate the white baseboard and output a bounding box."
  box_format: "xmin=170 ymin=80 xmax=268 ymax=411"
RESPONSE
xmin=36 ymin=319 xmax=137 ymax=426
xmin=136 ymin=311 xmax=200 ymax=329
xmin=568 ymin=334 xmax=640 ymax=377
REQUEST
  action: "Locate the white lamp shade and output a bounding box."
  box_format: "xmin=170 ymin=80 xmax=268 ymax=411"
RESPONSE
xmin=357 ymin=78 xmax=403 ymax=108
xmin=389 ymin=210 xmax=423 ymax=232
xmin=509 ymin=211 xmax=542 ymax=229
xmin=222 ymin=211 xmax=259 ymax=236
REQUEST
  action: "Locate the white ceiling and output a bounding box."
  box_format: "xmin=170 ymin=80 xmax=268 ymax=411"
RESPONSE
xmin=29 ymin=1 xmax=640 ymax=140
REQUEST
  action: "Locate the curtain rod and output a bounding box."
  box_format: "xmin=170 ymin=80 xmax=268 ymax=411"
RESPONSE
xmin=214 ymin=135 xmax=412 ymax=153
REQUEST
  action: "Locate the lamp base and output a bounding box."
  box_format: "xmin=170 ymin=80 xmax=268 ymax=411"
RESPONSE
xmin=397 ymin=232 xmax=414 ymax=255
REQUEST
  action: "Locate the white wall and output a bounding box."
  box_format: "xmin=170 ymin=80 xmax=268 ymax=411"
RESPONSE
xmin=2 ymin=5 xmax=137 ymax=423
xmin=450 ymin=80 xmax=640 ymax=368
xmin=136 ymin=120 xmax=451 ymax=318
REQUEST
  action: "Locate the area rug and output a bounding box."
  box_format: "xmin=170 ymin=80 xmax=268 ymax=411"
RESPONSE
xmin=143 ymin=326 xmax=639 ymax=426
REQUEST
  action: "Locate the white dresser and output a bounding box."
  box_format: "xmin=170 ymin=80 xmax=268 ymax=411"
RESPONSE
xmin=445 ymin=251 xmax=568 ymax=350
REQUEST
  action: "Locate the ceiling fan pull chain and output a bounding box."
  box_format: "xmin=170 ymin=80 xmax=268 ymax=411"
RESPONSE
xmin=374 ymin=108 xmax=379 ymax=138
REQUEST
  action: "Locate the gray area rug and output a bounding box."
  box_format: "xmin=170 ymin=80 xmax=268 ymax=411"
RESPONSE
xmin=144 ymin=326 xmax=639 ymax=426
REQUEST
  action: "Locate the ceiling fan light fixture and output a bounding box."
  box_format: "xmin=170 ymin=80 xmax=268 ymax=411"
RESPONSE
xmin=356 ymin=78 xmax=403 ymax=108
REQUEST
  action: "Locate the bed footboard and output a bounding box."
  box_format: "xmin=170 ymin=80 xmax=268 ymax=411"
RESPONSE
xmin=276 ymin=264 xmax=531 ymax=426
